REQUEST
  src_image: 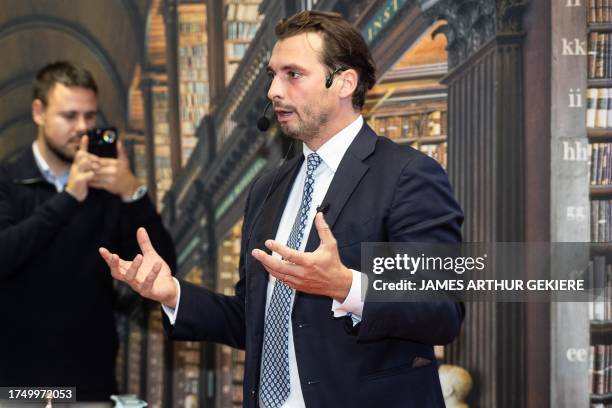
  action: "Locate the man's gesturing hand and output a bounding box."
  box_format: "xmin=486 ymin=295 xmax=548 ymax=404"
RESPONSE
xmin=251 ymin=212 xmax=353 ymax=302
xmin=65 ymin=136 xmax=99 ymax=202
xmin=99 ymin=227 xmax=178 ymax=308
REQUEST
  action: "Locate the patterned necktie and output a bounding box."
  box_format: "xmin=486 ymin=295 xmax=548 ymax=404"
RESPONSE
xmin=260 ymin=152 xmax=322 ymax=408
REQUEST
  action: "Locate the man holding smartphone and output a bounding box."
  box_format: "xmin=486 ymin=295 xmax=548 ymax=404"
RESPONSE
xmin=0 ymin=61 xmax=176 ymax=406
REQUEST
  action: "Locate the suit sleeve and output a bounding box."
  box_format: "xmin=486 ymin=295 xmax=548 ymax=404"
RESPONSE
xmin=0 ymin=167 xmax=81 ymax=280
xmin=357 ymin=153 xmax=465 ymax=346
xmin=161 ymin=181 xmax=260 ymax=349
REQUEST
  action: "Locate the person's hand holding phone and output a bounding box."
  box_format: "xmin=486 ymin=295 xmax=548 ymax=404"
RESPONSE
xmin=65 ymin=136 xmax=100 ymax=202
xmin=89 ymin=140 xmax=140 ymax=200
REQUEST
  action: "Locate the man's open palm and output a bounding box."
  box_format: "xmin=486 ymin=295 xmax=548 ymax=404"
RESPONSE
xmin=99 ymin=227 xmax=178 ymax=307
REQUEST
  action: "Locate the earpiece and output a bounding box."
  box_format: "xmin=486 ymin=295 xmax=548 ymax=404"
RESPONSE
xmin=325 ymin=67 xmax=345 ymax=88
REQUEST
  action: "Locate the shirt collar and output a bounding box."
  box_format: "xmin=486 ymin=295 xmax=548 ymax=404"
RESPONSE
xmin=303 ymin=115 xmax=363 ymax=173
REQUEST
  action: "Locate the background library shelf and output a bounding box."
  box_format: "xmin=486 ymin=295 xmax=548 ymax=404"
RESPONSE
xmin=591 ymin=321 xmax=612 ymax=346
xmin=395 ymin=135 xmax=447 ymax=145
xmin=590 ymin=185 xmax=612 ymax=198
xmin=591 ymin=392 xmax=612 ymax=403
xmin=588 ymin=79 xmax=612 ymax=87
xmin=588 ymin=129 xmax=612 ymax=141
xmin=591 ymin=320 xmax=612 ymax=335
xmin=589 ymin=24 xmax=612 ymax=33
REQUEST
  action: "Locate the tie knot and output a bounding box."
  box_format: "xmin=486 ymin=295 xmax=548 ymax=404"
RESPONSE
xmin=307 ymin=153 xmax=322 ymax=173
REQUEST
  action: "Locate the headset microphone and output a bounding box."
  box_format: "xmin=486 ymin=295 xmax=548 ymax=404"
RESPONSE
xmin=325 ymin=67 xmax=345 ymax=88
xmin=257 ymin=101 xmax=273 ymax=132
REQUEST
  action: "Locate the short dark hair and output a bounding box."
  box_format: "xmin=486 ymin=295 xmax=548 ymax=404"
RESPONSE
xmin=33 ymin=61 xmax=98 ymax=105
xmin=275 ymin=10 xmax=377 ymax=110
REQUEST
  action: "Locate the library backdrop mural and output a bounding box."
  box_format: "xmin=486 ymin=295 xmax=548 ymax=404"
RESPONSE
xmin=0 ymin=0 xmax=607 ymax=407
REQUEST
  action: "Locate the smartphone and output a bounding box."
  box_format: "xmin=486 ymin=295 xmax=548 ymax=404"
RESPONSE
xmin=87 ymin=127 xmax=118 ymax=158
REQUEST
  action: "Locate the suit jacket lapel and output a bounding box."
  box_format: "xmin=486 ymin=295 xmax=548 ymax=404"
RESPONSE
xmin=304 ymin=124 xmax=378 ymax=252
xmin=250 ymin=155 xmax=304 ymax=252
xmin=248 ymin=154 xmax=304 ymax=349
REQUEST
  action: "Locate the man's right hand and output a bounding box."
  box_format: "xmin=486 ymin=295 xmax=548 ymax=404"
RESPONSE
xmin=99 ymin=227 xmax=178 ymax=308
xmin=65 ymin=136 xmax=99 ymax=202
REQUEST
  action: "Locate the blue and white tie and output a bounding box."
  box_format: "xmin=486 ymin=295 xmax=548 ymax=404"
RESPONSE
xmin=260 ymin=153 xmax=322 ymax=408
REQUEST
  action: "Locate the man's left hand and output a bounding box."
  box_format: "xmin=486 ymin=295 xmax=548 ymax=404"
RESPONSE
xmin=251 ymin=212 xmax=353 ymax=302
xmin=89 ymin=140 xmax=140 ymax=199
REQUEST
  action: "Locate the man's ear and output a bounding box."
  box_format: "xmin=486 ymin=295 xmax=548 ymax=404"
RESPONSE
xmin=338 ymin=68 xmax=358 ymax=100
xmin=32 ymin=99 xmax=45 ymax=126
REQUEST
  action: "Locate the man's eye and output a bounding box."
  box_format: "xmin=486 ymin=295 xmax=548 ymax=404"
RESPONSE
xmin=62 ymin=113 xmax=77 ymax=120
xmin=288 ymin=71 xmax=302 ymax=79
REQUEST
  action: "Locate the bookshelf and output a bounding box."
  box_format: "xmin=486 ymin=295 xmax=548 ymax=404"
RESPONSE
xmin=173 ymin=267 xmax=204 ymax=408
xmin=366 ymin=104 xmax=448 ymax=168
xmin=216 ymin=220 xmax=244 ymax=408
xmin=178 ymin=4 xmax=210 ymax=166
xmin=588 ymin=3 xmax=612 ymax=406
xmin=146 ymin=309 xmax=165 ymax=408
xmin=364 ymin=21 xmax=449 ymax=170
xmin=152 ymin=85 xmax=173 ymax=209
xmin=224 ymin=1 xmax=263 ymax=85
xmin=127 ymin=322 xmax=143 ymax=396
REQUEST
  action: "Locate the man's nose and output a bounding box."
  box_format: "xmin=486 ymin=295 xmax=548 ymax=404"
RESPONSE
xmin=267 ymin=76 xmax=284 ymax=101
xmin=76 ymin=115 xmax=89 ymax=133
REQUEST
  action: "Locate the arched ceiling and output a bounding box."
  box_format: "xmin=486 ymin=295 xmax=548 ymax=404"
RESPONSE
xmin=0 ymin=0 xmax=150 ymax=158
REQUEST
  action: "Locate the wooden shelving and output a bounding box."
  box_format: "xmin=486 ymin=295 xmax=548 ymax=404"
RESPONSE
xmin=588 ymin=129 xmax=612 ymax=141
xmin=588 ymin=79 xmax=612 ymax=88
xmin=590 ymin=185 xmax=612 ymax=198
xmin=591 ymin=392 xmax=612 ymax=403
xmin=589 ymin=23 xmax=612 ymax=33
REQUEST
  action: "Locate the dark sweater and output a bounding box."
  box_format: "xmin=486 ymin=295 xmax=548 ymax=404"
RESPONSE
xmin=0 ymin=147 xmax=176 ymax=401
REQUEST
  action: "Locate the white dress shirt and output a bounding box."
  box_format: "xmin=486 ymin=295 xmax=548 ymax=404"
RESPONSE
xmin=164 ymin=115 xmax=367 ymax=407
xmin=32 ymin=141 xmax=69 ymax=192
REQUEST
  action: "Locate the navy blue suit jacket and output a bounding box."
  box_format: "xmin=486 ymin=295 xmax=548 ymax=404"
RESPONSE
xmin=164 ymin=124 xmax=464 ymax=407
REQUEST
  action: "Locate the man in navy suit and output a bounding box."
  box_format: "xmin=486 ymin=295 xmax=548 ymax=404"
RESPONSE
xmin=100 ymin=10 xmax=464 ymax=408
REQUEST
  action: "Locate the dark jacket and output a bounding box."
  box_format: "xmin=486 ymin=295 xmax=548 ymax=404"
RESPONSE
xmin=165 ymin=124 xmax=464 ymax=408
xmin=0 ymin=146 xmax=176 ymax=401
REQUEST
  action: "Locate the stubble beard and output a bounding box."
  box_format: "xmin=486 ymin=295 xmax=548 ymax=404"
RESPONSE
xmin=42 ymin=132 xmax=77 ymax=164
xmin=281 ymin=106 xmax=329 ymax=146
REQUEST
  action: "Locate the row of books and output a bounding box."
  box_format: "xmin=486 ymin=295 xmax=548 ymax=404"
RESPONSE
xmin=181 ymin=106 xmax=207 ymax=123
xmin=127 ymin=325 xmax=143 ymax=396
xmin=590 ymin=344 xmax=612 ymax=395
xmin=368 ymin=111 xmax=447 ymax=140
xmin=591 ymin=143 xmax=612 ymax=185
xmin=180 ymin=82 xmax=208 ymax=95
xmin=226 ymin=2 xmax=260 ymax=22
xmin=181 ymin=93 xmax=209 ymax=106
xmin=178 ymin=6 xmax=209 ymax=165
xmin=419 ymin=143 xmax=448 ymax=169
xmin=588 ymin=33 xmax=612 ymax=79
xmin=589 ymin=0 xmax=612 ymax=23
xmin=226 ymin=42 xmax=251 ymax=60
xmin=587 ymin=88 xmax=612 ymax=128
xmin=588 ymin=256 xmax=612 ymax=320
xmin=179 ymin=69 xmax=207 ymax=82
xmin=178 ymin=21 xmax=205 ymax=33
xmin=592 ymin=200 xmax=612 ymax=243
xmin=179 ymin=45 xmax=207 ymax=58
xmin=226 ymin=21 xmax=259 ymax=40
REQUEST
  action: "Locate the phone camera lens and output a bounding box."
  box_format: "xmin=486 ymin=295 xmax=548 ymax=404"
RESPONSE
xmin=102 ymin=130 xmax=116 ymax=143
